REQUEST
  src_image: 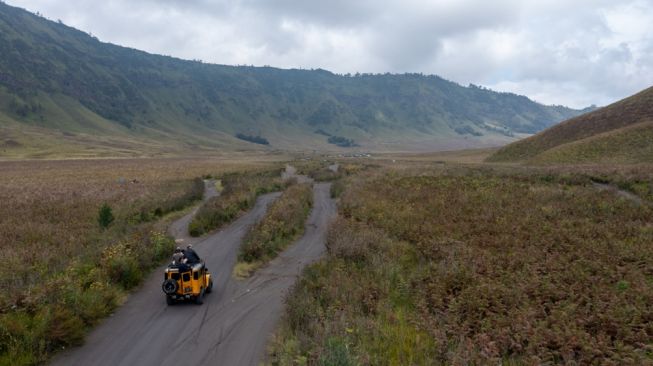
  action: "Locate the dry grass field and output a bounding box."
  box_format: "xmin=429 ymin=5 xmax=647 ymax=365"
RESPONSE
xmin=271 ymin=162 xmax=653 ymax=365
xmin=0 ymin=156 xmax=284 ymax=364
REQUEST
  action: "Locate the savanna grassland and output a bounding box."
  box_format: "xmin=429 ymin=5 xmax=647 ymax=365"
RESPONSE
xmin=271 ymin=161 xmax=653 ymax=365
xmin=0 ymin=156 xmax=283 ymax=365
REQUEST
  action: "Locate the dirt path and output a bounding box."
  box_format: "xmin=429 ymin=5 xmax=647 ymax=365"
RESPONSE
xmin=282 ymin=164 xmax=314 ymax=184
xmin=167 ymin=179 xmax=219 ymax=245
xmin=592 ymin=181 xmax=645 ymax=206
xmin=51 ymin=181 xmax=336 ymax=366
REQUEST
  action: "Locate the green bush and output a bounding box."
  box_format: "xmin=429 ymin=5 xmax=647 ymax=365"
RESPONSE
xmin=97 ymin=203 xmax=114 ymax=229
xmin=44 ymin=306 xmax=86 ymax=350
xmin=319 ymin=338 xmax=356 ymax=366
xmin=330 ymin=180 xmax=345 ymax=198
xmin=151 ymin=231 xmax=175 ymax=262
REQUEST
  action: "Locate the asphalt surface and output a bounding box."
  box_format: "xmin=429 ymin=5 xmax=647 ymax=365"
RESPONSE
xmin=51 ymin=182 xmax=336 ymax=366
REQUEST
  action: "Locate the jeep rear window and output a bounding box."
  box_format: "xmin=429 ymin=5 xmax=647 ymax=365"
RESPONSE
xmin=193 ymin=271 xmax=199 ymax=280
xmin=182 ymin=273 xmax=191 ymax=282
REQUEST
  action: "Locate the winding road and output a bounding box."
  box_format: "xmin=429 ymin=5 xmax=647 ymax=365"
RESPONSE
xmin=51 ymin=180 xmax=336 ymax=366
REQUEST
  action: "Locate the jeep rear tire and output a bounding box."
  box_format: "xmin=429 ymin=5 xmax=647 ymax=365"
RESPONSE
xmin=162 ymin=279 xmax=178 ymax=295
xmin=166 ymin=296 xmax=175 ymax=306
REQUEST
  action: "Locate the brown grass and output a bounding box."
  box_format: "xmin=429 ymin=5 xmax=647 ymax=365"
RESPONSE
xmin=271 ymin=163 xmax=653 ymax=365
xmin=0 ymin=157 xmax=281 ymax=364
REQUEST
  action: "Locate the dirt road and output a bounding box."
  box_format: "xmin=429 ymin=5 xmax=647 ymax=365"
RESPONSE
xmin=51 ymin=182 xmax=336 ymax=366
xmin=167 ymin=179 xmax=220 ymax=245
xmin=592 ymin=181 xmax=646 ymax=206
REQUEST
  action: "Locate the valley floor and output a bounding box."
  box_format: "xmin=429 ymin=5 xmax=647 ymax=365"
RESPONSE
xmin=2 ymin=154 xmax=653 ymax=365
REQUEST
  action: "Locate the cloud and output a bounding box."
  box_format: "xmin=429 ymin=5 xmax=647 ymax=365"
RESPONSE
xmin=6 ymin=0 xmax=653 ymax=108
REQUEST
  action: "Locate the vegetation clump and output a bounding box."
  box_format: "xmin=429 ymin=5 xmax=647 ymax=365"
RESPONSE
xmin=188 ymin=169 xmax=284 ymax=236
xmin=97 ymin=203 xmax=114 ymax=229
xmin=327 ymin=136 xmax=358 ymax=147
xmin=235 ymin=183 xmax=313 ymax=278
xmin=235 ymin=133 xmax=270 ymax=145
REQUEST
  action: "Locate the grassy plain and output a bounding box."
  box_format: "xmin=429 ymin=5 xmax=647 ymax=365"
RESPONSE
xmin=0 ymin=156 xmax=283 ymax=364
xmin=271 ymin=160 xmax=653 ymax=365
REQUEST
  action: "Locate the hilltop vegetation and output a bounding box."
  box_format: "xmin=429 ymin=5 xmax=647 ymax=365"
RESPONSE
xmin=488 ymin=86 xmax=653 ymax=164
xmin=0 ymin=2 xmax=589 ymax=157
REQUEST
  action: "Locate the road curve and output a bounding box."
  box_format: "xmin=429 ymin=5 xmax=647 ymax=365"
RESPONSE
xmin=51 ymin=182 xmax=335 ymax=366
xmin=167 ymin=179 xmax=220 ymax=245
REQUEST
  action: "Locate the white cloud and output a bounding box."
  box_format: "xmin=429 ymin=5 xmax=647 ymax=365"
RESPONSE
xmin=6 ymin=0 xmax=653 ymax=108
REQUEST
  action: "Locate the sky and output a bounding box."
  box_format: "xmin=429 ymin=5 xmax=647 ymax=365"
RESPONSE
xmin=8 ymin=0 xmax=653 ymax=108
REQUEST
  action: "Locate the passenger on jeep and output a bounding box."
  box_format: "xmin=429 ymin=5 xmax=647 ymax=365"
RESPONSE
xmin=183 ymin=244 xmax=201 ymax=264
xmin=172 ymin=247 xmax=184 ymax=265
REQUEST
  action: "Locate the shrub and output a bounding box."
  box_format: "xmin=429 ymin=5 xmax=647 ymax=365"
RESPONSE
xmin=44 ymin=306 xmax=86 ymax=350
xmin=330 ymin=180 xmax=345 ymax=198
xmin=319 ymin=337 xmax=356 ymax=366
xmin=102 ymin=243 xmax=142 ymax=290
xmin=150 ymin=231 xmax=175 ymax=262
xmin=97 ymin=203 xmax=114 ymax=229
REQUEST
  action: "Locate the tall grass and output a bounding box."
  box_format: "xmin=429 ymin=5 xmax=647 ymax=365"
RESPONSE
xmin=188 ymin=168 xmax=284 ymax=237
xmin=271 ymin=164 xmax=653 ymax=364
xmin=235 ymin=183 xmax=313 ymax=278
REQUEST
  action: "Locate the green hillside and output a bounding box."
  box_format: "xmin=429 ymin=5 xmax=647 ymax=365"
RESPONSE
xmin=0 ymin=2 xmax=589 ymax=157
xmin=488 ymin=86 xmax=653 ymax=164
xmin=530 ymin=121 xmax=653 ymax=164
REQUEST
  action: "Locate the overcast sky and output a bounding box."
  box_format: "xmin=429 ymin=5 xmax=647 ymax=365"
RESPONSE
xmin=8 ymin=0 xmax=653 ymax=108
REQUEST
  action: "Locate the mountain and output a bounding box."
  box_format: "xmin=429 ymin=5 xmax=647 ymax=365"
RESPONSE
xmin=0 ymin=2 xmax=589 ymax=158
xmin=487 ymin=86 xmax=653 ymax=164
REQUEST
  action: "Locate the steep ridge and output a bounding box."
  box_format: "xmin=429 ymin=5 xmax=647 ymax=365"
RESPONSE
xmin=488 ymin=86 xmax=653 ymax=163
xmin=0 ymin=2 xmax=589 ymax=156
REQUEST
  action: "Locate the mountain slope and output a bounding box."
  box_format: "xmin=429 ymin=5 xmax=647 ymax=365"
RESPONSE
xmin=530 ymin=121 xmax=653 ymax=164
xmin=487 ymin=86 xmax=653 ymax=164
xmin=0 ymin=2 xmax=589 ymax=157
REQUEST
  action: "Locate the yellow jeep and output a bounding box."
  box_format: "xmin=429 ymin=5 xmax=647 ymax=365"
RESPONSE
xmin=162 ymin=262 xmax=213 ymax=305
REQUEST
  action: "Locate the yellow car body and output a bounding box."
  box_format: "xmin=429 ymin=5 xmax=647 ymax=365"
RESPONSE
xmin=162 ymin=262 xmax=213 ymax=305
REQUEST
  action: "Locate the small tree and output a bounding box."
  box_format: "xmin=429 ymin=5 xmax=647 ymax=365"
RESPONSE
xmin=98 ymin=203 xmax=114 ymax=229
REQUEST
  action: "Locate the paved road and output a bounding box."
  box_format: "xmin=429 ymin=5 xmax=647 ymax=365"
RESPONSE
xmin=51 ymin=182 xmax=335 ymax=366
